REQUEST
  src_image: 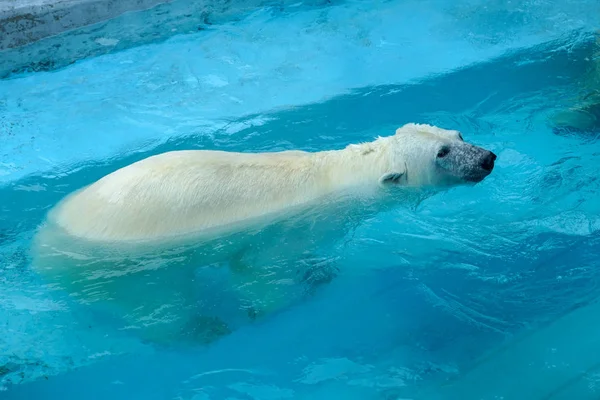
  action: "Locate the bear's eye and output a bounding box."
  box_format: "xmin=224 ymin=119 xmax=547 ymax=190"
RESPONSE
xmin=437 ymin=146 xmax=450 ymax=158
xmin=458 ymin=133 xmax=464 ymax=141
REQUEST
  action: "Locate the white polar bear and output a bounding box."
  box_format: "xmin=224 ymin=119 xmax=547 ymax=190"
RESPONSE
xmin=31 ymin=123 xmax=496 ymax=345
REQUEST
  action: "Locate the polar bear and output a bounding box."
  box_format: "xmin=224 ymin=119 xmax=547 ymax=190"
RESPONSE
xmin=31 ymin=123 xmax=496 ymax=346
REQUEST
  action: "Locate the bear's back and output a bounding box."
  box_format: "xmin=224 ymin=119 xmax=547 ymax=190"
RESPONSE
xmin=49 ymin=149 xmax=333 ymax=242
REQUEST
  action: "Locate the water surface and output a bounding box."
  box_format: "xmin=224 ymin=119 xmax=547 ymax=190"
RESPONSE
xmin=1 ymin=1 xmax=600 ymax=399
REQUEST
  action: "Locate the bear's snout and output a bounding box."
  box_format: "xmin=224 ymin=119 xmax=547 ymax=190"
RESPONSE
xmin=466 ymin=148 xmax=496 ymax=182
xmin=480 ymin=151 xmax=496 ymax=172
xmin=439 ymin=143 xmax=497 ymax=183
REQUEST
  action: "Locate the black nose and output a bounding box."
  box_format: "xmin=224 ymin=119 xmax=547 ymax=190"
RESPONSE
xmin=480 ymin=151 xmax=497 ymax=172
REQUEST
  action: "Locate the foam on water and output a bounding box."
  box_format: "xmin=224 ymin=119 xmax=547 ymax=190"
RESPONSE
xmin=1 ymin=0 xmax=600 ymax=399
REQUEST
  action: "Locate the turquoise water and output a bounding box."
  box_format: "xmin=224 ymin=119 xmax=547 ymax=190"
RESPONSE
xmin=1 ymin=1 xmax=600 ymax=399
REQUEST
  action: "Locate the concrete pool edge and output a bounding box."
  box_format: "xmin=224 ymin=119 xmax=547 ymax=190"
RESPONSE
xmin=417 ymin=296 xmax=600 ymax=399
xmin=0 ymin=0 xmax=342 ymax=79
xmin=0 ymin=0 xmax=172 ymax=50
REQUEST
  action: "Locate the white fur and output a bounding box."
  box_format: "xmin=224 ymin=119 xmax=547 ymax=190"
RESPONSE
xmin=46 ymin=123 xmax=465 ymax=243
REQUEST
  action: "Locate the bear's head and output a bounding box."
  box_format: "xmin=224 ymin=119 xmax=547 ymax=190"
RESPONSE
xmin=380 ymin=123 xmax=496 ymax=188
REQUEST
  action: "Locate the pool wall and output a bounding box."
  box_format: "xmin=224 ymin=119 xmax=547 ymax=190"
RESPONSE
xmin=0 ymin=0 xmax=169 ymax=50
xmin=421 ymin=297 xmax=600 ymax=399
xmin=0 ymin=0 xmax=340 ymax=78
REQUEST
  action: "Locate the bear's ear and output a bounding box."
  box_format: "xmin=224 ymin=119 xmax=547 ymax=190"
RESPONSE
xmin=379 ymin=172 xmax=406 ymax=186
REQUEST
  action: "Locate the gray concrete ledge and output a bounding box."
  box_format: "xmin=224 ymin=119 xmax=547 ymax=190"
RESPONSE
xmin=0 ymin=0 xmax=169 ymax=50
xmin=0 ymin=0 xmax=339 ymax=79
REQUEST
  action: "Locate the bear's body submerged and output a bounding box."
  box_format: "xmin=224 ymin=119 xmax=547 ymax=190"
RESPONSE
xmin=31 ymin=123 xmax=497 ymax=345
